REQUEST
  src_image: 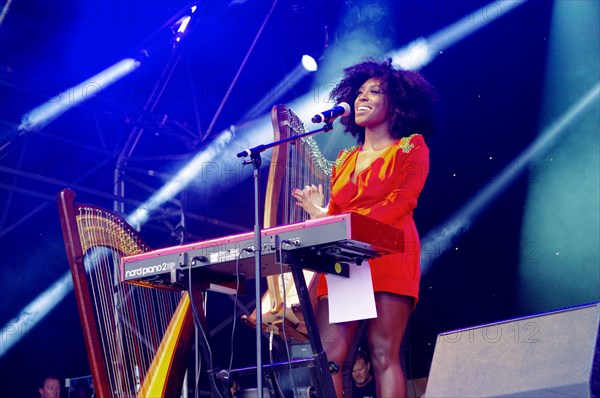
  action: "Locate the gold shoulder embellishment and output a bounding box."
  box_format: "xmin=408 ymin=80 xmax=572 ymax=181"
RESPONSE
xmin=398 ymin=134 xmax=419 ymax=153
xmin=335 ymin=146 xmax=358 ymax=168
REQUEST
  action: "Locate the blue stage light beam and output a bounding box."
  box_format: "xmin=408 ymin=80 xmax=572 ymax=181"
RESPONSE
xmin=127 ymin=126 xmax=237 ymax=227
xmin=420 ymin=82 xmax=600 ymax=274
xmin=241 ymin=55 xmax=319 ymax=123
xmin=0 ymin=272 xmax=73 ymax=357
xmin=18 ymin=58 xmax=141 ymax=132
xmin=0 ymin=0 xmax=13 ymax=27
xmin=390 ymin=0 xmax=528 ymax=70
xmin=17 ymin=3 xmax=199 ymax=134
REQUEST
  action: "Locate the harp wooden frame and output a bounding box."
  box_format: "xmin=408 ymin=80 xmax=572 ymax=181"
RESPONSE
xmin=57 ymin=189 xmax=196 ymax=397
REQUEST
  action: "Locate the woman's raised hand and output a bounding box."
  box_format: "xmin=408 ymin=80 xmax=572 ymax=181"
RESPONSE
xmin=292 ymin=184 xmax=327 ymax=219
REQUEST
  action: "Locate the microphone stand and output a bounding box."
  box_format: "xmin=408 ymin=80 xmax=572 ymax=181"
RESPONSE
xmin=237 ymin=121 xmax=334 ymax=398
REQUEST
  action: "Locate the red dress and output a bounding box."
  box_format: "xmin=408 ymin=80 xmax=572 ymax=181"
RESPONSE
xmin=317 ymin=134 xmax=429 ymax=305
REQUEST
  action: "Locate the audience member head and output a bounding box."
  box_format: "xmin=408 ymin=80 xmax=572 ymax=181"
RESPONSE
xmin=352 ymin=350 xmax=373 ymax=388
xmin=38 ymin=375 xmax=61 ymax=398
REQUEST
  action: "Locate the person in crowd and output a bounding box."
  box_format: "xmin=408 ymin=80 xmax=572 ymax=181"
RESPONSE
xmin=352 ymin=349 xmax=377 ymax=398
xmin=38 ymin=375 xmax=61 ymax=398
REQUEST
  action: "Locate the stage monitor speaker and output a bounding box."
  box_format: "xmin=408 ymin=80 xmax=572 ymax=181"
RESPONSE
xmin=425 ymin=302 xmax=600 ymax=397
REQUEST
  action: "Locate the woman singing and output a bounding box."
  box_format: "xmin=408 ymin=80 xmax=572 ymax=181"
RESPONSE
xmin=292 ymin=58 xmax=435 ymax=398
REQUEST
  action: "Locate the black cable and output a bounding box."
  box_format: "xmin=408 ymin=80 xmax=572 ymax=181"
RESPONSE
xmin=188 ymin=259 xmax=224 ymax=398
xmin=226 ymin=247 xmax=248 ymax=393
xmin=268 ymin=331 xmax=287 ymax=398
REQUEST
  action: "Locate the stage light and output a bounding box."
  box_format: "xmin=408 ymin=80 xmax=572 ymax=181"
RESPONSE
xmin=391 ymin=38 xmax=434 ymax=71
xmin=0 ymin=272 xmax=73 ymax=357
xmin=389 ymin=0 xmax=528 ymax=70
xmin=301 ymin=54 xmax=318 ymax=72
xmin=18 ymin=58 xmax=141 ymax=132
xmin=0 ymin=0 xmax=12 ymax=27
xmin=127 ymin=126 xmax=237 ymax=228
xmin=176 ymin=16 xmax=191 ymax=34
xmin=17 ymin=3 xmax=201 ymax=134
xmin=240 ymin=54 xmax=319 ymax=123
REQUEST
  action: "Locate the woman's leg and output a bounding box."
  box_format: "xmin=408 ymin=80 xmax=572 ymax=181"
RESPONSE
xmin=367 ymin=293 xmax=412 ymax=398
xmin=315 ymin=296 xmax=359 ymax=397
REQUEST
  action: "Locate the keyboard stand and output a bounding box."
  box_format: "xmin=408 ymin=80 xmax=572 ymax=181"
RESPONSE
xmin=200 ymin=261 xmax=336 ymax=398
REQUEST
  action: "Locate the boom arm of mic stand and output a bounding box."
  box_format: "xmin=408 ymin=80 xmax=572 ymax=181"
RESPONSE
xmin=237 ymin=122 xmax=333 ymax=158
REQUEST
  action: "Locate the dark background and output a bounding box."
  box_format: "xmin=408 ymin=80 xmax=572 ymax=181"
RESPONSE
xmin=1 ymin=0 xmax=598 ymax=396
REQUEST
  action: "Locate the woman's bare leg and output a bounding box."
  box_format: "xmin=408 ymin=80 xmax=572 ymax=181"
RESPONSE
xmin=315 ymin=296 xmax=359 ymax=397
xmin=367 ymin=293 xmax=412 ymax=398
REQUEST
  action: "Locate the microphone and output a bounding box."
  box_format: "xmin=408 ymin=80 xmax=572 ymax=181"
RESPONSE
xmin=311 ymin=102 xmax=351 ymax=124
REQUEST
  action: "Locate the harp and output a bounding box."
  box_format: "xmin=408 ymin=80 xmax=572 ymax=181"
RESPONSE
xmin=57 ymin=189 xmax=196 ymax=397
xmin=242 ymin=104 xmax=334 ymax=341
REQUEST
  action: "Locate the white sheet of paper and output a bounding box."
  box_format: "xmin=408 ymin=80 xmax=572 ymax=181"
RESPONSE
xmin=326 ymin=261 xmax=377 ymax=323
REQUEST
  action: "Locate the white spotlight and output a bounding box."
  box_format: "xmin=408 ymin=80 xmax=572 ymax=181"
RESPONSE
xmin=301 ymin=54 xmax=318 ymax=72
xmin=391 ymin=38 xmax=434 ymax=71
xmin=176 ymin=16 xmax=191 ymax=34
